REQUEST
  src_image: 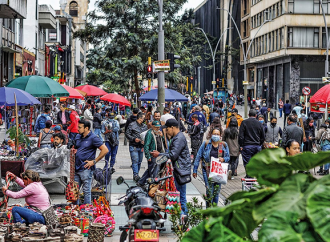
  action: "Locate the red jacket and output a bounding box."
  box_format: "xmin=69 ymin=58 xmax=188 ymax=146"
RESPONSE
xmin=68 ymin=111 xmax=79 ymax=133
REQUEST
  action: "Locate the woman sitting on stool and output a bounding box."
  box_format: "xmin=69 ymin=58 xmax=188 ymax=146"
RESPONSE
xmin=2 ymin=170 xmax=50 ymax=225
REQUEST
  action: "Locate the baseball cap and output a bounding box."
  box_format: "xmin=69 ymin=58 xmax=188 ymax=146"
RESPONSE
xmin=152 ymin=120 xmax=161 ymax=127
xmin=69 ymin=105 xmax=75 ymax=110
xmin=54 ymin=125 xmax=61 ymax=131
xmin=165 ymin=119 xmax=179 ymax=128
xmin=232 ymin=108 xmax=238 ymax=113
xmin=109 ymin=112 xmax=115 ymax=119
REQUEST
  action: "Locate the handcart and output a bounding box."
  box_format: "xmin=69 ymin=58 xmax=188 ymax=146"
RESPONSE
xmin=241 ymin=178 xmax=258 ymax=191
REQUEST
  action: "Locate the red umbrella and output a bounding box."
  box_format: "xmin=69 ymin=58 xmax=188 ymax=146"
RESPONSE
xmin=310 ymin=84 xmax=330 ymax=113
xmin=61 ymin=84 xmax=84 ymax=99
xmin=101 ymin=93 xmax=131 ymax=106
xmin=75 ymin=84 xmax=107 ymax=96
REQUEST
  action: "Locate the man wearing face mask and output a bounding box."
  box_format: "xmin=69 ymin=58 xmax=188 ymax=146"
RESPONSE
xmin=265 ymin=117 xmax=282 ymax=145
xmin=188 ymin=114 xmax=203 ymax=161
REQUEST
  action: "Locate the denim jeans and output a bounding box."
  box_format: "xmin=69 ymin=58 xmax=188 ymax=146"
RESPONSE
xmin=229 ymin=156 xmax=239 ymax=174
xmin=174 ymin=178 xmax=188 ymax=215
xmin=279 ymin=108 xmax=283 ymax=118
xmin=69 ymin=132 xmax=78 ymax=141
xmin=104 ymin=141 xmax=118 ymax=168
xmin=322 ymin=144 xmax=330 ymax=171
xmin=74 ymin=169 xmax=93 ymax=204
xmin=129 ymin=146 xmax=144 ymax=176
xmin=202 ymin=167 xmax=221 ymax=207
xmin=94 ymin=128 xmax=104 ymax=142
xmin=12 ymin=206 xmax=45 ymax=225
xmin=139 ymin=158 xmax=158 ymax=185
xmin=40 ymin=144 xmax=52 ymax=149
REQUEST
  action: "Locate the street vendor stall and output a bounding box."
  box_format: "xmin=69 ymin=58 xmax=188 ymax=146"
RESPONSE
xmin=75 ymin=85 xmax=107 ymax=97
xmin=310 ymin=84 xmax=330 ymax=119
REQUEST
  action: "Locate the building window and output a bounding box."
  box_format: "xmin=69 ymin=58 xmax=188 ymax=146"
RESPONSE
xmin=265 ymin=34 xmax=268 ymax=53
xmin=322 ymin=27 xmax=330 ymax=48
xmin=276 ymin=30 xmax=279 ymax=50
xmin=69 ymin=1 xmax=78 ymax=17
xmin=314 ymin=27 xmax=319 ymax=47
xmin=288 ymin=0 xmax=294 ymax=13
xmin=288 ymin=27 xmax=319 ymax=48
xmin=272 ymin=31 xmax=275 ymax=50
xmin=281 ymin=27 xmax=284 ymax=48
xmin=288 ymin=27 xmax=293 ymax=47
xmin=314 ymin=0 xmax=320 ymax=13
xmin=322 ymin=0 xmax=328 ymax=13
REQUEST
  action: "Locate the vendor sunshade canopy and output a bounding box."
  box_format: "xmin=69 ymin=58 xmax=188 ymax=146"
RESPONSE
xmin=0 ymin=87 xmax=41 ymax=106
xmin=61 ymin=84 xmax=84 ymax=99
xmin=6 ymin=76 xmax=69 ymax=98
xmin=100 ymin=93 xmax=131 ymax=106
xmin=139 ymin=88 xmax=188 ymax=102
xmin=75 ymin=84 xmax=107 ymax=96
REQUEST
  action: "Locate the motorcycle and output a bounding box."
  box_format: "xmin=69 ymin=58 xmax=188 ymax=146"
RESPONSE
xmin=117 ymin=175 xmax=170 ymax=242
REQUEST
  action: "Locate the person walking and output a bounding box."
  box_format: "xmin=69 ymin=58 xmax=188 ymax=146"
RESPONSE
xmin=150 ymin=119 xmax=191 ymax=219
xmin=57 ymin=104 xmax=70 ymax=131
xmin=38 ymin=120 xmax=54 ymax=149
xmin=83 ymin=104 xmax=94 ymax=131
xmin=278 ymin=98 xmax=284 ymax=118
xmin=125 ymin=108 xmax=139 ymax=132
xmin=192 ymin=127 xmax=230 ymax=207
xmin=34 ymin=107 xmax=52 ymax=136
xmin=282 ymin=114 xmax=304 ymax=148
xmin=74 ymin=120 xmax=108 ymax=205
xmin=209 ymin=108 xmax=220 ymax=125
xmin=239 ymin=109 xmax=265 ymax=177
xmin=303 ymin=117 xmax=315 ymax=152
xmin=102 ymin=112 xmax=120 ymax=171
xmin=139 ymin=120 xmax=165 ymax=186
xmin=160 ymin=107 xmax=175 ymax=126
xmin=93 ymin=107 xmax=103 ymax=142
xmin=223 ymin=117 xmax=240 ymax=178
xmin=264 ymin=107 xmax=274 ymax=124
xmin=226 ymin=108 xmax=243 ymax=128
xmin=316 ymin=120 xmax=330 ymax=175
xmin=188 ymin=114 xmax=203 ymax=161
xmin=283 ymin=100 xmax=292 ymax=126
xmin=125 ymin=112 xmax=148 ymax=181
xmin=265 ymin=117 xmax=282 ymax=145
xmin=67 ymin=105 xmax=80 ymax=141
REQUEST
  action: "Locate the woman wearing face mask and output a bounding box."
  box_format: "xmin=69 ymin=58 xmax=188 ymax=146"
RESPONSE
xmin=258 ymin=115 xmax=267 ymax=133
xmin=303 ymin=117 xmax=315 ymax=152
xmin=192 ymin=127 xmax=230 ymax=207
xmin=265 ymin=117 xmax=282 ymax=146
xmin=285 ymin=139 xmax=301 ymax=156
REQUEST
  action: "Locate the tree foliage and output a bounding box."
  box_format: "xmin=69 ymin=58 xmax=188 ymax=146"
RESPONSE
xmin=74 ymin=0 xmax=210 ymax=94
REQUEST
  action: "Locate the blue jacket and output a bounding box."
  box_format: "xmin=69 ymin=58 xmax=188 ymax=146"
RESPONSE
xmin=193 ymin=141 xmax=230 ymax=173
xmin=101 ymin=118 xmax=120 ymax=140
xmin=209 ymin=112 xmax=220 ymax=124
xmin=283 ymin=103 xmax=292 ymax=115
xmin=188 ymin=111 xmax=207 ymax=125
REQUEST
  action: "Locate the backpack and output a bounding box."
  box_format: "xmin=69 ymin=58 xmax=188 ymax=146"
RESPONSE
xmin=321 ymin=128 xmax=330 ymax=142
xmin=37 ymin=115 xmax=47 ymax=130
xmin=105 ymin=120 xmax=119 ymax=146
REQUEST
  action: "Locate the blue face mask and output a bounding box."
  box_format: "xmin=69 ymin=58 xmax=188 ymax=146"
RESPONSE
xmin=211 ymin=135 xmax=221 ymax=142
xmin=259 ymin=120 xmax=264 ymax=124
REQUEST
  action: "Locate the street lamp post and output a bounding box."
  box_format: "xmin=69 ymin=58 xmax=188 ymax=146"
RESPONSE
xmin=196 ymin=27 xmax=232 ymax=91
xmin=157 ymin=0 xmax=165 ymax=114
xmin=218 ymin=8 xmax=271 ymax=118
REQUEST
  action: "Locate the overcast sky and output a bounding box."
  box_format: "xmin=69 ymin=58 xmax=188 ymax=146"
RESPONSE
xmin=39 ymin=0 xmax=204 ymax=14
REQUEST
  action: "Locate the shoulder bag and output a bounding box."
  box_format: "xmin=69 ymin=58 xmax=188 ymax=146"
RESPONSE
xmin=31 ymin=197 xmax=58 ymax=228
xmin=65 ymin=148 xmax=79 ymax=202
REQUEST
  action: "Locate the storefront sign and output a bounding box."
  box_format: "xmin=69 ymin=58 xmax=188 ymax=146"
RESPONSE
xmin=310 ymin=103 xmax=330 ymax=113
xmin=154 ymin=60 xmax=170 ymax=71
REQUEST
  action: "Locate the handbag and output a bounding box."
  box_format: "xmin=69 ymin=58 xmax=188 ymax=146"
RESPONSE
xmin=31 ymin=197 xmax=59 ymax=227
xmin=66 ymin=148 xmax=79 ymax=202
xmin=209 ymin=157 xmax=229 ymax=185
xmin=173 ymin=171 xmax=191 ymax=185
xmin=163 ymin=160 xmax=181 ymax=214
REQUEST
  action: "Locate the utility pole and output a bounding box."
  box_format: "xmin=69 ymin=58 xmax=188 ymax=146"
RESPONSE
xmin=157 ymin=0 xmax=165 ymax=114
xmin=148 ymin=57 xmax=152 ymax=91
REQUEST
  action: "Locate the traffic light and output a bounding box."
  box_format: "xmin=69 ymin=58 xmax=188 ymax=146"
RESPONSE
xmin=147 ymin=65 xmax=152 ymax=79
xmin=167 ymin=53 xmax=181 ymax=72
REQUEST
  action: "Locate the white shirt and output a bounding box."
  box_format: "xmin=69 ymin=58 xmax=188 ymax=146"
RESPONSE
xmin=256 ymin=100 xmax=261 ymax=106
xmin=160 ymin=113 xmax=175 ymax=123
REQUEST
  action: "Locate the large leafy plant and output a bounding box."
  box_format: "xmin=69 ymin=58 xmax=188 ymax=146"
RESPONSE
xmin=6 ymin=126 xmax=30 ymax=146
xmin=182 ymin=149 xmax=330 ymax=242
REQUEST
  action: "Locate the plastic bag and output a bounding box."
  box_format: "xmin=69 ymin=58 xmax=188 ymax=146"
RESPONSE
xmin=209 ymin=157 xmax=228 ymax=184
xmin=24 ymin=145 xmax=70 ymax=178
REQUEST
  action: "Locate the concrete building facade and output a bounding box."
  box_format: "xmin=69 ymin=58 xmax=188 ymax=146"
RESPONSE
xmin=242 ymin=0 xmax=330 ymax=107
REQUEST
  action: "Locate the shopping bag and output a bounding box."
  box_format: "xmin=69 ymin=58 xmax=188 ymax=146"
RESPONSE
xmin=209 ymin=157 xmax=228 ymax=185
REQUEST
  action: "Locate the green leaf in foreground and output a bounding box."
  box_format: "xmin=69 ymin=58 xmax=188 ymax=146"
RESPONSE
xmin=284 ymin=151 xmax=330 ymax=171
xmin=246 ymin=148 xmax=291 ymax=186
xmin=228 ymin=186 xmax=278 ymax=203
xmin=253 ymin=173 xmax=316 ymax=221
xmin=182 ymin=217 xmax=244 ymax=242
xmin=307 ymin=184 xmax=330 ymax=241
xmin=259 ymin=211 xmax=323 ymax=242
